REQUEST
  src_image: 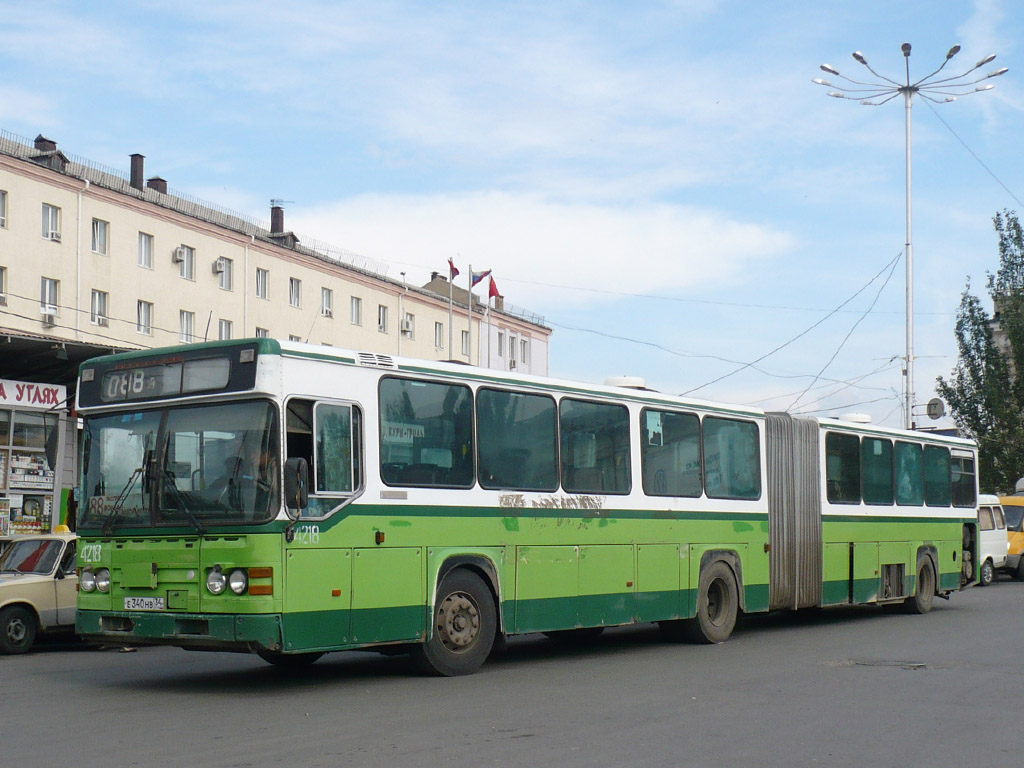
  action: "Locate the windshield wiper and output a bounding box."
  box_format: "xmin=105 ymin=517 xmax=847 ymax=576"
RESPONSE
xmin=161 ymin=468 xmax=206 ymax=535
xmin=102 ymin=464 xmax=146 ymax=535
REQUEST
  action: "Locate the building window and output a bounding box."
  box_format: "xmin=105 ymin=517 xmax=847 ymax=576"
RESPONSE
xmin=509 ymin=335 xmax=517 ymax=366
xmin=41 ymin=203 xmax=61 ymax=241
xmin=138 ymin=232 xmax=153 ymax=268
xmin=350 ymin=296 xmax=362 ymax=325
xmin=217 ymin=257 xmax=233 ymax=291
xmin=218 ymin=319 xmax=232 ymax=340
xmin=40 ymin=277 xmax=59 ymax=316
xmin=321 ymin=287 xmax=333 ymax=317
xmin=0 ymin=266 xmax=6 ymax=300
xmin=521 ymin=339 xmax=529 ymax=366
xmin=435 ymin=321 xmax=444 ymax=349
xmin=497 ymin=331 xmax=504 ymax=357
xmin=289 ymin=334 xmax=302 ymax=342
xmin=289 ymin=277 xmax=301 ymax=308
xmin=255 ymin=326 xmax=269 ymax=338
xmin=177 ymin=245 xmax=195 ymax=280
xmin=90 ymin=290 xmax=108 ymax=325
xmin=378 ymin=304 xmax=388 ymax=333
xmin=179 ymin=310 xmax=195 ymax=343
xmin=402 ymin=312 xmax=415 ymax=339
xmin=91 ymin=218 xmax=109 ymax=255
xmin=256 ymin=268 xmax=269 ymax=299
xmin=0 ymin=190 xmax=7 ymax=228
xmin=137 ymin=301 xmax=153 ymax=335
xmin=461 ymin=330 xmax=469 ymax=356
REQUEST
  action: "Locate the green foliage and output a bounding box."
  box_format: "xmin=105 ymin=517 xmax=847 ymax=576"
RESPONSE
xmin=937 ymin=210 xmax=1024 ymax=493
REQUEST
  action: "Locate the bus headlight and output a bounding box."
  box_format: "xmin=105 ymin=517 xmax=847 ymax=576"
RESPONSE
xmin=228 ymin=569 xmax=249 ymax=595
xmin=80 ymin=569 xmax=96 ymax=592
xmin=95 ymin=568 xmax=111 ymax=593
xmin=206 ymin=567 xmax=227 ymax=595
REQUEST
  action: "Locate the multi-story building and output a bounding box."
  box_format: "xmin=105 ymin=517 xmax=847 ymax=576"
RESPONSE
xmin=0 ymin=129 xmax=550 ymax=532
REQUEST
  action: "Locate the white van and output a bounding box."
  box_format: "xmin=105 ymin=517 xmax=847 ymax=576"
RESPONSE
xmin=977 ymin=493 xmax=1009 ymax=586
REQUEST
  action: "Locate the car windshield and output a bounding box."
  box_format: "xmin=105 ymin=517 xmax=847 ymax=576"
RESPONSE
xmin=79 ymin=400 xmax=280 ymax=531
xmin=0 ymin=539 xmax=63 ymax=575
xmin=1004 ymin=505 xmax=1024 ymax=532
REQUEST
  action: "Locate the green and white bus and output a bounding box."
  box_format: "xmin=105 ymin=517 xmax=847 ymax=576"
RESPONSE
xmin=74 ymin=339 xmax=979 ymax=675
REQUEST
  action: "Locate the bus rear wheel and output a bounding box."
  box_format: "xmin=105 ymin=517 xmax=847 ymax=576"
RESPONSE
xmin=411 ymin=570 xmax=496 ymax=676
xmin=905 ymin=556 xmax=936 ymax=614
xmin=687 ymin=561 xmax=738 ymax=644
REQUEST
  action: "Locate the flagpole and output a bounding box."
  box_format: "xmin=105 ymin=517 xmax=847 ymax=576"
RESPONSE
xmin=448 ymin=269 xmax=453 ymax=359
xmin=467 ymin=263 xmax=473 ymax=365
xmin=486 ymin=297 xmax=492 ymax=368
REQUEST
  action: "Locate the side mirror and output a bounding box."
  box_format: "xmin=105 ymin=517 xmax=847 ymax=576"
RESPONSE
xmin=283 ymin=457 xmax=309 ymax=520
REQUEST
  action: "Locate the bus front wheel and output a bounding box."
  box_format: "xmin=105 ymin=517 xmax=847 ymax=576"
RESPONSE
xmin=687 ymin=561 xmax=739 ymax=644
xmin=412 ymin=570 xmax=496 ymax=676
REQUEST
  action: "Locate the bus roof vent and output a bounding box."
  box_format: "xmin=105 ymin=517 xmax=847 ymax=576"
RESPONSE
xmin=838 ymin=412 xmax=872 ymax=424
xmin=604 ymin=376 xmax=648 ymax=390
xmin=356 ymin=353 xmax=397 ymax=369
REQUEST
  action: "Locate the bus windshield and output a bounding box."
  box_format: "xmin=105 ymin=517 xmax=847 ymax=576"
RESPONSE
xmin=79 ymin=400 xmax=280 ymax=531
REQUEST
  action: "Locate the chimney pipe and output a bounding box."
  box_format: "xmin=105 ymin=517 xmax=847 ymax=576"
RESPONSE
xmin=130 ymin=154 xmax=145 ymax=191
xmin=271 ymin=205 xmax=284 ymax=234
xmin=34 ymin=135 xmax=57 ymax=152
xmin=146 ymin=176 xmax=168 ymax=194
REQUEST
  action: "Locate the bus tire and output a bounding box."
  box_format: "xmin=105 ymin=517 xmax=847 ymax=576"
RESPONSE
xmin=905 ymin=555 xmax=936 ymax=614
xmin=412 ymin=569 xmax=495 ymax=676
xmin=257 ymin=650 xmax=324 ymax=667
xmin=979 ymin=559 xmax=995 ymax=587
xmin=0 ymin=606 xmax=37 ymax=655
xmin=686 ymin=561 xmax=738 ymax=644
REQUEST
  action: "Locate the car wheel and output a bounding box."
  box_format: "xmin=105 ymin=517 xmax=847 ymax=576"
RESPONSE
xmin=980 ymin=559 xmax=995 ymax=586
xmin=0 ymin=606 xmax=37 ymax=655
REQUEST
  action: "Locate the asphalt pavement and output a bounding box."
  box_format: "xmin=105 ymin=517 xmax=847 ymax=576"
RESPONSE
xmin=3 ymin=577 xmax=1022 ymax=768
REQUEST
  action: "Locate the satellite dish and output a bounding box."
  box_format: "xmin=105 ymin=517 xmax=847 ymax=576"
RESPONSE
xmin=927 ymin=398 xmax=945 ymax=420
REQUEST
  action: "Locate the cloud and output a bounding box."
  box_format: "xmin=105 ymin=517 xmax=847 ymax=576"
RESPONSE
xmin=0 ymin=87 xmax=57 ymax=128
xmin=287 ymin=191 xmax=796 ymax=309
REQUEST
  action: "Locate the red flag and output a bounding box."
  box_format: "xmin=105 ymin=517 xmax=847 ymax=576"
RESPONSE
xmin=448 ymin=258 xmax=460 ymax=280
xmin=488 ymin=276 xmax=500 ymax=299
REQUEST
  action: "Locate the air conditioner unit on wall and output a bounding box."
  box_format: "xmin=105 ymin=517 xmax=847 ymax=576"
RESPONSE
xmin=49 ymin=231 xmax=61 ymax=242
xmin=400 ymin=319 xmax=413 ymax=334
xmin=172 ymin=247 xmax=185 ymax=263
xmin=41 ymin=306 xmax=56 ymax=326
xmin=322 ymin=308 xmax=333 ymax=318
xmin=96 ymin=317 xmax=109 ymax=327
xmin=212 ymin=258 xmax=225 ymax=275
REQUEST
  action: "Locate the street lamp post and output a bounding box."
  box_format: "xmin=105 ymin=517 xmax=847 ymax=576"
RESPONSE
xmin=815 ymin=43 xmax=1007 ymax=429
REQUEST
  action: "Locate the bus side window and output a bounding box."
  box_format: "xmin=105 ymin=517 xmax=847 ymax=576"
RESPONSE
xmin=314 ymin=402 xmax=361 ymax=494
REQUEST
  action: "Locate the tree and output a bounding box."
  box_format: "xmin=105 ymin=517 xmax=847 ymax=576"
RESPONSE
xmin=936 ymin=210 xmax=1024 ymax=493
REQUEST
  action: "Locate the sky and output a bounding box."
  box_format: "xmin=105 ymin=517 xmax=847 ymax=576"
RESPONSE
xmin=2 ymin=0 xmax=1022 ymax=430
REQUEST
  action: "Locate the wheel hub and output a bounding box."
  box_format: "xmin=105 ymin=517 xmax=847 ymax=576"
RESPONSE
xmin=436 ymin=591 xmax=480 ymax=653
xmin=7 ymin=618 xmax=26 ymax=644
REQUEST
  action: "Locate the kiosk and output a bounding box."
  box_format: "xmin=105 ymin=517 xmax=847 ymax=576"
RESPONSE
xmin=0 ymin=378 xmax=68 ymax=534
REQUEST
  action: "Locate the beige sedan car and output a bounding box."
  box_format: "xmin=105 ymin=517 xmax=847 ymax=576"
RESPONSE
xmin=0 ymin=533 xmax=78 ymax=654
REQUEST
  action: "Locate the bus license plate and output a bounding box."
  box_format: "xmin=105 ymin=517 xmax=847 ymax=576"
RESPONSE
xmin=124 ymin=597 xmax=165 ymax=611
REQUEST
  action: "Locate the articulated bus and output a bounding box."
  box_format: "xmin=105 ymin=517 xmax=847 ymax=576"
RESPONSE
xmin=74 ymin=339 xmax=979 ymax=675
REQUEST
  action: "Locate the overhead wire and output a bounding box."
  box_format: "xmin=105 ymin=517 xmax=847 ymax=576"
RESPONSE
xmin=787 ymin=253 xmax=901 ymax=413
xmin=681 ymin=251 xmax=903 ymax=396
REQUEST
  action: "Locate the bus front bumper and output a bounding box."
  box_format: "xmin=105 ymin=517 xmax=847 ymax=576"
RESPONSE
xmin=76 ymin=609 xmax=283 ymax=652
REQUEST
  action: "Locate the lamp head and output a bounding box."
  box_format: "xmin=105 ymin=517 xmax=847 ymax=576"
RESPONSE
xmin=946 ymin=44 xmax=961 ymax=59
xmin=977 ymin=53 xmax=997 ymax=67
xmin=852 ymin=51 xmax=867 ymax=65
xmin=820 ymin=64 xmax=839 ymax=75
xmin=901 ymin=42 xmax=912 ymax=57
